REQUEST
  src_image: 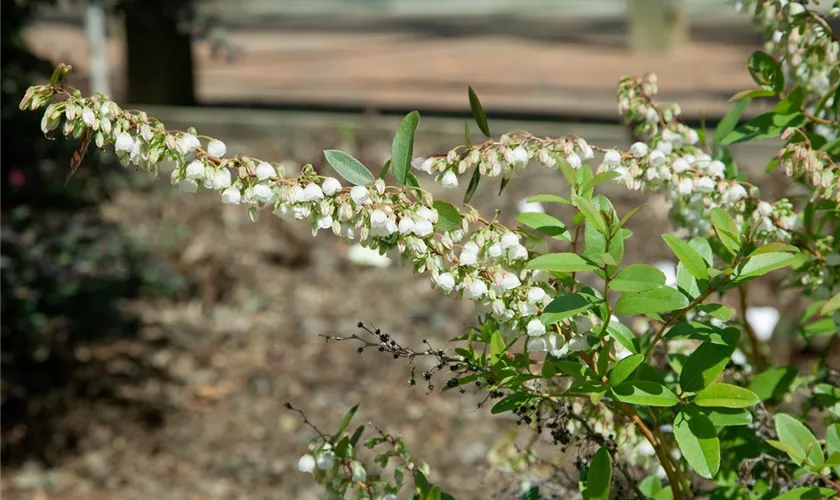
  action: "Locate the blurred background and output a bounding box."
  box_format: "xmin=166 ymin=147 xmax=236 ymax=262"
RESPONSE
xmin=0 ymin=0 xmax=821 ymax=498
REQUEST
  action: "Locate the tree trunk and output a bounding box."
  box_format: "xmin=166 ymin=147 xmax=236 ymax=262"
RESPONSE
xmin=124 ymin=0 xmax=195 ymax=105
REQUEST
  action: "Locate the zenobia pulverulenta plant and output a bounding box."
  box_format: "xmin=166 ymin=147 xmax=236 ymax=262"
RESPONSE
xmin=21 ymin=0 xmax=840 ymax=498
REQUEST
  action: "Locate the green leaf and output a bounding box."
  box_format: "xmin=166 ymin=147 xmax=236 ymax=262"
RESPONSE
xmin=748 ymin=242 xmax=799 ymax=257
xmin=432 ymin=200 xmax=462 ymax=232
xmin=774 ymin=413 xmax=824 ymax=466
xmin=616 ymin=204 xmax=646 ymax=231
xmin=769 ymin=487 xmax=836 ymax=500
xmin=323 ymin=150 xmax=375 ymax=186
xmin=586 ymin=447 xmax=613 ymax=500
xmin=697 ymin=304 xmax=734 ymax=322
xmin=580 ymin=171 xmax=620 ymax=196
xmin=490 ymin=331 xmax=505 ymax=364
xmin=737 ymin=252 xmax=798 ymax=280
xmin=527 ymin=253 xmax=597 ymax=273
xmin=491 ymin=393 xmax=532 ymax=414
xmin=516 ymin=213 xmax=571 ymax=241
xmin=775 ymin=87 xmax=805 ymax=115
xmin=720 ymin=111 xmax=807 ymax=145
xmin=611 ymin=380 xmax=679 ymax=407
xmin=821 ymin=292 xmax=840 ymax=316
xmin=694 ymin=383 xmax=759 ymax=408
xmin=695 ymin=406 xmax=753 ymax=427
xmin=528 ymin=194 xmax=571 ymax=205
xmin=606 ymin=320 xmax=640 ymax=354
xmin=747 ymin=51 xmax=784 ymax=92
xmin=349 ymin=425 xmax=365 ymax=445
xmin=521 ymin=486 xmax=540 ymax=500
xmin=664 ymin=322 xmax=739 ymax=345
xmin=463 ymin=168 xmax=481 ymax=203
xmin=573 ymin=195 xmax=607 ymax=234
xmin=542 ymin=292 xmax=599 ymax=326
xmin=674 ymin=408 xmax=720 ymax=479
xmin=467 ymin=86 xmax=491 ymax=137
xmin=729 ymin=88 xmax=775 ymax=101
xmin=611 ymin=264 xmax=666 ymax=292
xmin=748 ymin=367 xmax=798 ymax=401
xmin=826 ymin=424 xmax=840 ymax=476
xmin=464 ymin=121 xmax=472 ymax=148
xmin=663 ymin=234 xmax=709 ymax=280
xmin=680 ymin=342 xmax=736 ymax=392
xmin=715 ymin=97 xmax=752 ymax=147
xmin=391 ymin=111 xmax=420 ymax=184
xmin=609 ymin=354 xmax=644 ymax=386
xmin=710 ymin=208 xmax=741 ymax=255
xmin=378 ymin=159 xmax=391 ymax=179
xmin=555 ymin=360 xmax=598 ymax=382
xmin=614 ymin=286 xmax=689 ymax=316
xmin=337 ymin=403 xmax=360 ymax=435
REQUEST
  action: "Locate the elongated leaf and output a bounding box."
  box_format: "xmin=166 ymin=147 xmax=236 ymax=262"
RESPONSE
xmin=729 ymin=88 xmax=775 ymax=101
xmin=324 ymin=149 xmax=375 ymax=186
xmin=391 ymin=111 xmax=420 ymax=184
xmin=516 ymin=213 xmax=571 ymax=241
xmin=611 ymin=380 xmax=679 ymax=407
xmin=528 ymin=194 xmax=571 ymax=205
xmin=674 ymin=408 xmax=720 ymax=479
xmin=737 ymin=252 xmax=797 ymax=280
xmin=573 ymin=195 xmax=607 ymax=234
xmin=770 ymin=487 xmax=836 ymax=500
xmin=774 ymin=413 xmax=824 ymax=466
xmin=694 ymin=383 xmax=760 ymax=408
xmin=775 ymin=86 xmax=805 ymax=114
xmin=721 ymin=111 xmax=807 ymax=145
xmin=490 ymin=331 xmax=505 ymax=364
xmin=607 ymin=320 xmax=641 ymax=354
xmin=614 ymin=286 xmax=689 ymax=316
xmin=821 ymin=292 xmax=840 ymax=316
xmin=432 ymin=200 xmax=462 ymax=232
xmin=555 ymin=360 xmax=598 ymax=382
xmin=715 ymin=97 xmax=752 ymax=146
xmin=586 ymin=447 xmax=613 ymax=500
xmin=747 ymin=242 xmax=799 ymax=257
xmin=337 ymin=403 xmax=360 ymax=435
xmin=491 ymin=393 xmax=532 ymax=414
xmin=710 ymin=208 xmax=741 ymax=255
xmin=468 ymin=86 xmax=491 ymax=137
xmin=378 ymin=159 xmax=391 ymax=179
xmin=663 ymin=234 xmax=709 ymax=280
xmin=542 ymin=292 xmax=599 ymax=325
xmin=748 ymin=367 xmax=798 ymax=402
xmin=826 ymin=424 xmax=840 ymax=476
xmin=696 ymin=406 xmax=753 ymax=427
xmin=611 ymin=264 xmax=666 ymax=292
xmin=680 ymin=342 xmax=736 ymax=392
xmin=609 ymin=354 xmax=644 ymax=386
xmin=580 ymin=171 xmax=620 ymax=196
xmin=463 ymin=168 xmax=481 ymax=203
xmin=527 ymin=253 xmax=597 ymax=273
xmin=746 ymin=51 xmax=784 ymax=92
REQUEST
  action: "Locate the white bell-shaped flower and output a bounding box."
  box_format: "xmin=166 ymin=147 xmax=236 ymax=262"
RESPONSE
xmin=398 ymin=217 xmax=416 ymax=234
xmin=185 ymin=160 xmax=205 ymax=180
xmin=441 ymin=171 xmax=459 ymax=188
xmin=322 ymin=177 xmax=342 ymax=196
xmin=212 ymin=169 xmax=232 ymax=190
xmin=630 ymin=142 xmax=649 ymax=158
xmin=603 ymin=149 xmax=622 ymax=165
xmin=435 ymin=273 xmax=456 ymax=292
xmin=746 ymin=306 xmax=780 ymax=342
xmin=500 ymin=232 xmax=519 ymax=249
xmin=298 ymin=454 xmax=316 ymax=473
xmin=252 ymin=183 xmax=274 ymax=202
xmin=527 ymin=287 xmax=546 ymax=304
xmin=115 ymin=132 xmax=134 ymax=153
xmin=566 ymin=152 xmax=582 ymax=169
xmin=648 ymin=150 xmax=666 ymax=167
xmin=350 ymin=185 xmax=369 ymax=204
xmin=464 ymin=280 xmax=488 ymax=299
xmin=303 ymin=183 xmax=324 ymax=201
xmin=256 ymin=162 xmax=275 ymax=181
xmin=82 ymin=107 xmax=96 ymax=126
xmin=207 ymin=139 xmax=226 ymax=157
xmin=221 ymin=186 xmax=241 ymax=204
xmin=527 ymin=319 xmax=546 ymax=337
xmin=672 ymin=158 xmax=689 ymax=173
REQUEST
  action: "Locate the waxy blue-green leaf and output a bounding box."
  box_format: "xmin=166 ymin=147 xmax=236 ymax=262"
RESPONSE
xmin=391 ymin=111 xmax=420 ymax=184
xmin=324 ymin=149 xmax=375 ymax=186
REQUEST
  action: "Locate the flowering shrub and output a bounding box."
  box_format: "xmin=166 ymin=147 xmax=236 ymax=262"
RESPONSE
xmin=20 ymin=0 xmax=840 ymax=498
